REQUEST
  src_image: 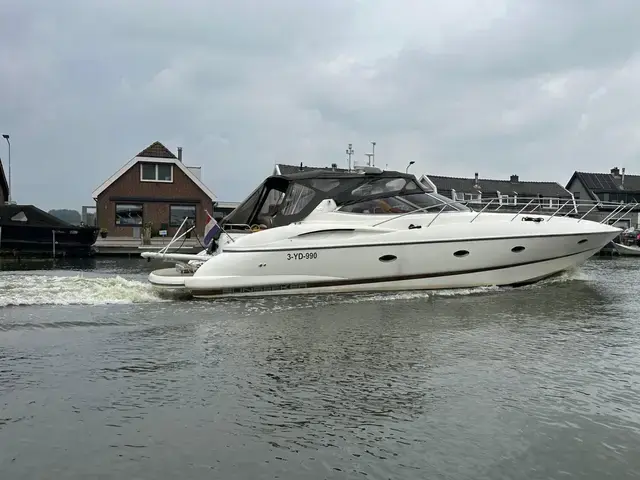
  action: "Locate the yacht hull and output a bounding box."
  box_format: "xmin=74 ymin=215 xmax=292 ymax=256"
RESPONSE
xmin=183 ymin=246 xmax=598 ymax=298
xmin=154 ymin=227 xmax=616 ymax=298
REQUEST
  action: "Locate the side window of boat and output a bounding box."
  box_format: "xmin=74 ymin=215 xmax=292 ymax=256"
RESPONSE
xmin=309 ymin=179 xmax=341 ymax=192
xmin=280 ymin=184 xmax=316 ymax=216
xmin=341 ymin=197 xmax=414 ymax=214
xmin=351 ymin=178 xmax=408 ymax=197
xmin=259 ymin=189 xmax=286 ymax=216
xmin=401 ymin=193 xmax=462 ymax=211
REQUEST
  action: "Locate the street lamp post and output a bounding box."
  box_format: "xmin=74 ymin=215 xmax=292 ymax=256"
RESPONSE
xmin=2 ymin=134 xmax=10 ymax=203
xmin=346 ymin=143 xmax=354 ymax=172
xmin=405 ymin=160 xmax=415 ymax=173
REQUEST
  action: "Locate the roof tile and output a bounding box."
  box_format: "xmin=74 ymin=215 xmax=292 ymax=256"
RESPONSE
xmin=136 ymin=141 xmax=177 ymax=159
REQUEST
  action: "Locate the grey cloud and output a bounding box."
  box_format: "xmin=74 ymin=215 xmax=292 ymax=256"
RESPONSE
xmin=301 ymin=0 xmax=640 ymax=183
xmin=1 ymin=0 xmax=640 ymax=209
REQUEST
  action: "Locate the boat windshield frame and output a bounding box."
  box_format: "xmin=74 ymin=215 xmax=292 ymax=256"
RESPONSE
xmin=220 ymin=170 xmax=470 ymax=229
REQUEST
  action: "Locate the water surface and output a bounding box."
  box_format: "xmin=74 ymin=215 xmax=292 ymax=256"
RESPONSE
xmin=1 ymin=257 xmax=640 ymax=479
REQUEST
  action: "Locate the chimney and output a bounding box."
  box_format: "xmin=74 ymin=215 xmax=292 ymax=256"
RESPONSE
xmin=299 ymin=162 xmax=303 ymax=171
xmin=177 ymin=147 xmax=183 ymax=162
xmin=622 ymin=167 xmax=626 ymax=188
xmin=331 ymin=163 xmax=338 ymax=171
xmin=474 ymin=172 xmax=479 ymax=186
xmin=510 ymin=174 xmax=519 ymax=183
xmin=611 ymin=166 xmax=620 ymax=176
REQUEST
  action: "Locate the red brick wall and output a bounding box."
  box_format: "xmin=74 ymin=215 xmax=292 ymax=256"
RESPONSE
xmin=96 ymin=161 xmax=214 ymax=238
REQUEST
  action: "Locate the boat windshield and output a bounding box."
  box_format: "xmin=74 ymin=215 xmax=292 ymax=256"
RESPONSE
xmin=221 ymin=172 xmax=470 ymax=230
xmin=338 ymin=177 xmax=469 ymax=214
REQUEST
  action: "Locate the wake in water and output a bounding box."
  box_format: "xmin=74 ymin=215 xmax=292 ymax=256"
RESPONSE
xmin=0 ymin=265 xmax=592 ymax=309
xmin=0 ymin=273 xmax=166 ymax=307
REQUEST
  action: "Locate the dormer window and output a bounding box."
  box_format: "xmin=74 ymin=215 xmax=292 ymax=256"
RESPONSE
xmin=140 ymin=163 xmax=173 ymax=183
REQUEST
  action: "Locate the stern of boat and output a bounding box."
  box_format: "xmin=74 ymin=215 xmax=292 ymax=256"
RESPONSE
xmin=148 ymin=267 xmax=195 ymax=299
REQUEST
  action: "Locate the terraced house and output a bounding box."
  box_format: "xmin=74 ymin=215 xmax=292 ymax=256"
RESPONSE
xmin=419 ymin=172 xmax=575 ymax=213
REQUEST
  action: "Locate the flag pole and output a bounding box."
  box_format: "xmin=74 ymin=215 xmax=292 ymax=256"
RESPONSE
xmin=205 ymin=210 xmax=235 ymax=243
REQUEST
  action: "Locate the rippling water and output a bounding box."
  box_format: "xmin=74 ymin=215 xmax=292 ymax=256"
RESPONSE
xmin=1 ymin=257 xmax=640 ymax=479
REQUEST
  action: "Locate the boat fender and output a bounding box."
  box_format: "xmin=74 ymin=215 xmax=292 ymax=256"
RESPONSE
xmin=408 ymin=224 xmax=422 ymax=230
xmin=521 ymin=216 xmax=543 ymax=223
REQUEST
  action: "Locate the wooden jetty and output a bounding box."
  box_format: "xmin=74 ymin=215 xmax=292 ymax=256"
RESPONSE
xmin=92 ymin=237 xmax=204 ymax=257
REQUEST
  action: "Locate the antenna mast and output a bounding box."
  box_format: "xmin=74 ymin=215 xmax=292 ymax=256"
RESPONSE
xmin=371 ymin=141 xmax=376 ymax=166
xmin=364 ymin=153 xmax=374 ymax=166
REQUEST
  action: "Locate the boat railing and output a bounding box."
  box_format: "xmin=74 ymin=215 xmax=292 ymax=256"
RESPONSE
xmin=466 ymin=196 xmax=640 ymax=226
xmin=373 ymin=196 xmax=640 ymax=228
xmin=156 ymin=216 xmax=197 ymax=257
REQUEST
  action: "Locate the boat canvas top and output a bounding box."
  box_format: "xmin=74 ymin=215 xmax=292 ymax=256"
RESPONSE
xmin=0 ymin=204 xmax=83 ymax=228
xmin=220 ymin=168 xmax=469 ymax=231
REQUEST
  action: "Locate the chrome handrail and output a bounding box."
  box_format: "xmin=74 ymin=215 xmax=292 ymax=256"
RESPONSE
xmin=607 ymin=202 xmax=639 ymax=226
xmin=510 ymin=198 xmax=537 ymax=222
xmin=469 ymin=198 xmax=496 ymax=223
xmin=371 ymin=200 xmax=470 ymax=227
xmin=546 ymin=200 xmax=572 ymax=222
xmin=577 ymin=203 xmax=602 ymax=223
xmin=360 ymin=195 xmax=638 ymax=227
xmin=599 ymin=204 xmax=625 ymax=224
xmin=426 ymin=204 xmax=449 ymax=228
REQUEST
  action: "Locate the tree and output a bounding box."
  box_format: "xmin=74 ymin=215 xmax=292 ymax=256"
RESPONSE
xmin=48 ymin=209 xmax=81 ymax=225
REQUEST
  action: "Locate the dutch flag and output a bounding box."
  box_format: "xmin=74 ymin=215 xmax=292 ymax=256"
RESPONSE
xmin=203 ymin=212 xmax=222 ymax=247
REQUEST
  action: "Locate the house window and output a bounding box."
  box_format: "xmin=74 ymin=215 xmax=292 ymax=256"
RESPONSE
xmin=115 ymin=203 xmax=143 ymax=226
xmin=542 ymin=198 xmax=560 ymax=209
xmin=464 ymin=193 xmax=481 ymax=204
xmin=573 ymin=191 xmax=580 ymax=199
xmin=140 ymin=163 xmax=173 ymax=182
xmin=170 ymin=205 xmax=197 ymax=227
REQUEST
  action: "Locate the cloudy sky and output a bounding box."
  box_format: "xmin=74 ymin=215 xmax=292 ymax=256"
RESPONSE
xmin=2 ymin=0 xmax=640 ymax=209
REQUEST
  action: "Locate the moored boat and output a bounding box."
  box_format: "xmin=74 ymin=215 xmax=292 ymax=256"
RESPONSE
xmin=0 ymin=204 xmax=99 ymax=258
xmin=612 ymin=242 xmax=640 ymax=256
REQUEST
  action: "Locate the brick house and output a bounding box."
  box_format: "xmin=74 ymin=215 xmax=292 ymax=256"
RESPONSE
xmin=91 ymin=141 xmax=217 ymax=238
xmin=0 ymin=157 xmax=7 ymax=203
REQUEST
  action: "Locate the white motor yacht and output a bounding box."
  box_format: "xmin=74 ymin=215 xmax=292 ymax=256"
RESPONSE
xmin=142 ymin=167 xmax=622 ymax=298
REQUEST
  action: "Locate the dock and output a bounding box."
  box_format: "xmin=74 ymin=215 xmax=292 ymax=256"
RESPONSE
xmin=92 ymin=237 xmax=204 ymax=257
